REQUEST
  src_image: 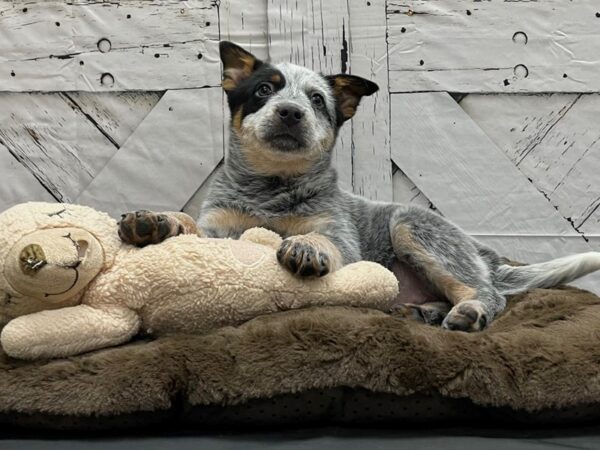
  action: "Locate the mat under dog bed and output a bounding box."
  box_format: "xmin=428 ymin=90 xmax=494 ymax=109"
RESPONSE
xmin=1 ymin=286 xmax=599 ymax=431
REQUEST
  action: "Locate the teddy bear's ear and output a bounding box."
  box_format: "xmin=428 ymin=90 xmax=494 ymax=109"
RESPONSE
xmin=219 ymin=41 xmax=263 ymax=92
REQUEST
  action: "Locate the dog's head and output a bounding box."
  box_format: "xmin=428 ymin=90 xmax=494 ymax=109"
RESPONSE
xmin=220 ymin=41 xmax=378 ymax=177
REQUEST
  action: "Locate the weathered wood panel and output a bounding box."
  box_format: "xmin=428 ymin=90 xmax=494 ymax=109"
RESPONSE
xmin=347 ymin=0 xmax=392 ymax=201
xmin=391 ymin=164 xmax=433 ymax=209
xmin=390 ymin=92 xmax=579 ymax=235
xmin=0 ymin=93 xmax=119 ymax=202
xmin=391 ymin=91 xmax=599 ymax=291
xmin=65 ymin=92 xmax=163 ymax=148
xmin=76 ymin=87 xmax=224 ymax=218
xmin=461 ymin=94 xmax=600 ymax=236
xmin=0 ymin=1 xmax=220 ymax=91
xmin=0 ymin=150 xmax=55 ymax=211
xmin=387 ymin=0 xmax=600 ymax=93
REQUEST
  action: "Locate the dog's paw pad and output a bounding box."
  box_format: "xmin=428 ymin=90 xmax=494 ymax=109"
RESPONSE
xmin=277 ymin=237 xmax=330 ymax=277
xmin=118 ymin=210 xmax=175 ymax=247
xmin=442 ymin=301 xmax=489 ymax=332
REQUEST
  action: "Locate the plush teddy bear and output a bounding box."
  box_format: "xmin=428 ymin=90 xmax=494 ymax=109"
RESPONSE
xmin=0 ymin=202 xmax=399 ymax=360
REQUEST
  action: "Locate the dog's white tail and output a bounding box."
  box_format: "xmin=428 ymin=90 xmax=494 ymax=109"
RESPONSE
xmin=494 ymin=252 xmax=600 ymax=296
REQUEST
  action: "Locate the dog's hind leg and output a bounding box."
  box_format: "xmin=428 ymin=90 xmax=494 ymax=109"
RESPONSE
xmin=388 ymin=205 xmax=506 ymax=332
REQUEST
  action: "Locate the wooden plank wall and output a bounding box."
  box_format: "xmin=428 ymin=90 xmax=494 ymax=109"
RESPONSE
xmin=0 ymin=0 xmax=599 ymax=292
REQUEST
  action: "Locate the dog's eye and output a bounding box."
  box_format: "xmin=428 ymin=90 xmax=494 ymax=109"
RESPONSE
xmin=311 ymin=93 xmax=324 ymax=108
xmin=255 ymin=83 xmax=274 ymax=97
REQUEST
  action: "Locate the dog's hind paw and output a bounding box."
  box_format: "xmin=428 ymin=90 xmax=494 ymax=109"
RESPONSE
xmin=442 ymin=300 xmax=489 ymax=332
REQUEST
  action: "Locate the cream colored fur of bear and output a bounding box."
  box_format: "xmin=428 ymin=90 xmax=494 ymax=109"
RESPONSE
xmin=0 ymin=202 xmax=399 ymax=360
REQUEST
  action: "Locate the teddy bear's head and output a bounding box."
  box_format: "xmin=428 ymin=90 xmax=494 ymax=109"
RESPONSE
xmin=0 ymin=202 xmax=121 ymax=325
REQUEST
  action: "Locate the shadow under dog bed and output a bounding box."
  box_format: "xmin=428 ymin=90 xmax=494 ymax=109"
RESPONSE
xmin=1 ymin=286 xmax=599 ymax=431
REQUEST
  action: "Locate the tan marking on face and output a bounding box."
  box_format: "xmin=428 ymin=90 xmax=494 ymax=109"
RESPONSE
xmin=204 ymin=208 xmax=263 ymax=234
xmin=222 ymin=78 xmax=237 ymax=92
xmin=240 ymin=143 xmax=316 ymax=177
xmin=270 ymin=74 xmax=281 ymax=83
xmin=392 ymin=224 xmax=476 ymax=305
xmin=285 ymin=233 xmax=343 ymax=272
xmin=232 ymin=108 xmax=243 ymax=133
xmin=271 ymin=214 xmax=335 ymax=236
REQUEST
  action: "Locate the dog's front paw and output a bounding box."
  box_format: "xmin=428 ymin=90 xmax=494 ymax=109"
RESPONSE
xmin=442 ymin=300 xmax=489 ymax=332
xmin=118 ymin=210 xmax=178 ymax=247
xmin=277 ymin=236 xmax=331 ymax=277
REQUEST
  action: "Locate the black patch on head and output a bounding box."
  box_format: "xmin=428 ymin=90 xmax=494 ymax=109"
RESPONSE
xmin=225 ymin=64 xmax=286 ymax=120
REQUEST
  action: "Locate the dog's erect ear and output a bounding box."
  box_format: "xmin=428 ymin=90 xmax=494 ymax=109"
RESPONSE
xmin=219 ymin=41 xmax=263 ymax=92
xmin=326 ymin=74 xmax=379 ymax=122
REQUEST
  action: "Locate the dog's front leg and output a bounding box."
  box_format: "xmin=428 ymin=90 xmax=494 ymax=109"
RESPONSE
xmin=276 ymin=230 xmax=356 ymax=277
xmin=119 ymin=210 xmax=202 ymax=247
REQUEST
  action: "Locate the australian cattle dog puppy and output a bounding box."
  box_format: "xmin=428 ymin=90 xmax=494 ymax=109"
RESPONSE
xmin=119 ymin=41 xmax=600 ymax=332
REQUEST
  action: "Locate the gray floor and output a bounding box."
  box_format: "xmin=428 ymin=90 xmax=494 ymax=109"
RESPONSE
xmin=3 ymin=427 xmax=600 ymax=450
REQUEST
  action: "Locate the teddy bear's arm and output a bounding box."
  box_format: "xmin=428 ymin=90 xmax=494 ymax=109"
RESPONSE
xmin=1 ymin=305 xmax=140 ymax=360
xmin=239 ymin=227 xmax=283 ymax=249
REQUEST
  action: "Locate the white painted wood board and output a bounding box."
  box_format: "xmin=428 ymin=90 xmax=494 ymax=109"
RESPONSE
xmin=0 ymin=149 xmax=55 ymax=211
xmin=390 ymin=92 xmax=579 ymax=236
xmin=64 ymin=92 xmax=163 ymax=148
xmin=76 ymin=87 xmax=224 ymax=218
xmin=347 ymin=0 xmax=393 ymax=201
xmin=0 ymin=1 xmax=221 ymax=92
xmin=0 ymin=92 xmax=119 ymax=202
xmin=387 ymin=0 xmax=600 ymax=93
xmin=461 ymin=94 xmax=600 ymax=236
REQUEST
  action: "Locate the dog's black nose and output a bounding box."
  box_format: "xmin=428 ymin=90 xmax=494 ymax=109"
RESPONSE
xmin=277 ymin=105 xmax=304 ymax=126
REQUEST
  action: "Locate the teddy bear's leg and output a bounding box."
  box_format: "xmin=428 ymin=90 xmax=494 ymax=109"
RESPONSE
xmin=119 ymin=211 xmax=202 ymax=247
xmin=1 ymin=305 xmax=140 ymax=359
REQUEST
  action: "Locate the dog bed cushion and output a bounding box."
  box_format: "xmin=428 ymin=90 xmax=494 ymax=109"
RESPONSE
xmin=1 ymin=286 xmax=600 ymax=431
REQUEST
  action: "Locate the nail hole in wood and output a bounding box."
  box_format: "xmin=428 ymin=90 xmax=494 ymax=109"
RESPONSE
xmin=154 ymin=53 xmax=160 ymax=58
xmin=366 ymin=1 xmax=371 ymax=5
xmin=127 ymin=14 xmax=131 ymax=19
xmin=563 ymin=73 xmax=568 ymax=78
xmin=513 ymin=64 xmax=529 ymax=78
xmin=197 ymin=53 xmax=203 ymax=59
xmin=101 ymin=73 xmax=114 ymax=87
xmin=97 ymin=38 xmax=112 ymax=53
xmin=168 ymin=106 xmax=173 ymax=111
xmin=512 ymin=31 xmax=528 ymax=45
xmin=10 ymin=70 xmax=15 ymax=77
xmin=419 ymin=59 xmax=424 ymax=66
xmin=22 ymin=7 xmax=27 ymax=12
xmin=466 ymin=10 xmax=471 ymax=15
xmin=55 ymin=21 xmax=60 ymax=26
xmin=503 ymin=79 xmax=510 ymax=86
xmin=596 ymin=12 xmax=600 ymax=18
xmin=205 ymin=21 xmax=211 ymax=26
xmin=79 ymin=60 xmax=84 ymax=66
xmin=400 ymin=27 xmax=406 ymax=33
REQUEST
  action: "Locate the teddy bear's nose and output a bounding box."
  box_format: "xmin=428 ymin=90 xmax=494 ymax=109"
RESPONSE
xmin=19 ymin=244 xmax=47 ymax=275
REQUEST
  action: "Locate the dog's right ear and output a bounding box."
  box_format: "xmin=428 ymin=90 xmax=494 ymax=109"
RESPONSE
xmin=219 ymin=41 xmax=262 ymax=92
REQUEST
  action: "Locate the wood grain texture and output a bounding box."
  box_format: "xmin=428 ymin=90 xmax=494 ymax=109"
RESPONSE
xmin=461 ymin=94 xmax=600 ymax=236
xmin=0 ymin=93 xmax=119 ymax=202
xmin=266 ymin=0 xmax=354 ymax=192
xmin=390 ymin=92 xmax=578 ymax=236
xmin=76 ymin=87 xmax=224 ymax=217
xmin=387 ymin=0 xmax=600 ymax=93
xmin=0 ymin=150 xmax=55 ymax=211
xmin=347 ymin=0 xmax=392 ymax=201
xmin=64 ymin=92 xmax=163 ymax=148
xmin=0 ymin=1 xmax=220 ymax=91
xmin=391 ymin=164 xmax=433 ymax=209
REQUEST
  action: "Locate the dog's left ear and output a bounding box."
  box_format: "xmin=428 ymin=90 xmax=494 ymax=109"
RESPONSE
xmin=326 ymin=74 xmax=379 ymax=122
xmin=220 ymin=41 xmax=263 ymax=92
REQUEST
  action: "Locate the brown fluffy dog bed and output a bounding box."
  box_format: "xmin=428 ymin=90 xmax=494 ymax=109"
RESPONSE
xmin=1 ymin=286 xmax=600 ymax=431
